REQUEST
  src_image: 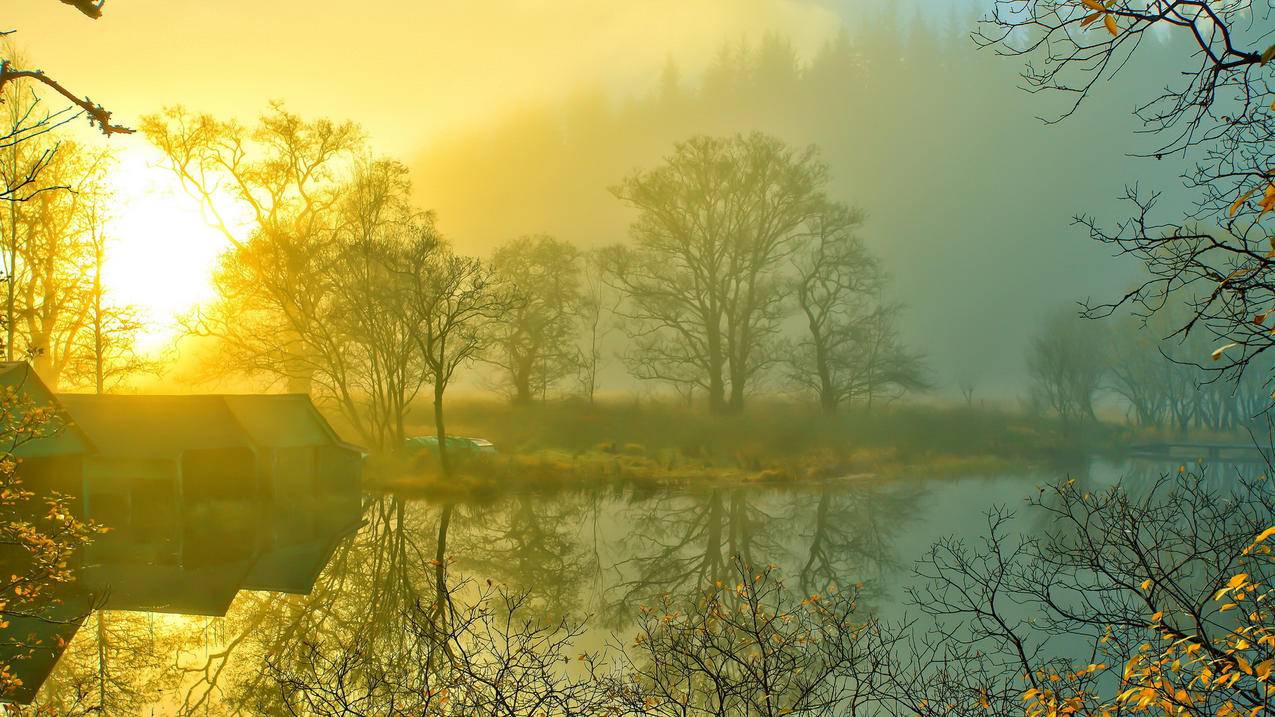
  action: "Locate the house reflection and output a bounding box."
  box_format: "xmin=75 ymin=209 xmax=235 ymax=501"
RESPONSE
xmin=0 ymin=364 xmax=363 ymax=705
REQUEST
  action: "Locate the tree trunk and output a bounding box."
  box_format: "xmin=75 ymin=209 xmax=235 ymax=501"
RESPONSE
xmin=6 ymin=143 xmax=18 ymax=363
xmin=433 ymin=378 xmax=451 ymax=476
xmin=93 ymin=242 xmax=104 ymax=395
xmin=31 ymin=335 xmax=55 ymax=390
xmin=727 ymin=380 xmax=746 ymax=413
xmin=820 ymin=390 xmax=838 ymax=415
xmin=815 ymin=341 xmax=836 ymax=414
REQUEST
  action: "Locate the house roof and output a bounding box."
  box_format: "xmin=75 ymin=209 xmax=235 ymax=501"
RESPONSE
xmin=0 ymin=362 xmax=93 ymax=457
xmin=56 ymin=394 xmax=256 ymax=460
xmin=56 ymin=393 xmax=362 ymax=461
xmin=222 ymin=394 xmax=360 ymax=452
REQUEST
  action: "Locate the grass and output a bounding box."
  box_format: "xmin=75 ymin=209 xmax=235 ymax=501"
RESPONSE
xmin=358 ymin=398 xmax=1139 ymax=494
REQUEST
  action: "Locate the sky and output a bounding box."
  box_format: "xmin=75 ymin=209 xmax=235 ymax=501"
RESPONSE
xmin=5 ymin=0 xmax=1172 ymax=395
xmin=8 ymin=0 xmax=844 ymax=157
xmin=4 ymin=0 xmax=849 ymax=350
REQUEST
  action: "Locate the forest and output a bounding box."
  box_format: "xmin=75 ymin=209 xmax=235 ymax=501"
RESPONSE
xmin=0 ymin=0 xmax=1273 ymax=715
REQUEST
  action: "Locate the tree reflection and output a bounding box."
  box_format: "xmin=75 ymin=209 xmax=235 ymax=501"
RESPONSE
xmin=452 ymin=492 xmax=594 ymax=618
xmin=796 ymin=480 xmax=923 ymax=600
xmin=605 ymin=486 xmax=784 ymax=627
xmin=11 ymin=480 xmax=942 ymax=712
xmin=31 ymin=611 xmax=187 ymax=715
xmin=205 ymin=494 xmax=441 ymax=715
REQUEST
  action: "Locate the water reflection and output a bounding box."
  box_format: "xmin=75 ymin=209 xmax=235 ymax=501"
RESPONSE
xmin=4 ymin=457 xmax=1263 ymax=712
xmin=0 ymin=394 xmax=365 ymax=708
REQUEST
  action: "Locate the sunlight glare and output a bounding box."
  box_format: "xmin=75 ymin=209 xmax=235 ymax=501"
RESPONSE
xmin=103 ymin=147 xmax=236 ymax=353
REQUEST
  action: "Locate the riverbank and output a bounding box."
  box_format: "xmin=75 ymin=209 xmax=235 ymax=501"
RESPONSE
xmin=364 ymin=444 xmax=1031 ymax=496
xmin=360 ymin=400 xmax=1172 ymax=495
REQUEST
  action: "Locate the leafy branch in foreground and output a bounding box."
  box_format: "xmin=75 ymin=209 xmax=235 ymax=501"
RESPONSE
xmin=897 ymin=472 xmax=1275 ymax=717
xmin=0 ymin=383 xmax=103 ymax=701
xmin=1 ymin=1 xmax=131 ymax=138
xmin=978 ymin=0 xmax=1275 ymax=383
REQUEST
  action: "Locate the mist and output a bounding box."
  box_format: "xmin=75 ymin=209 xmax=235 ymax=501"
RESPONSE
xmin=0 ymin=1 xmax=1270 ymax=714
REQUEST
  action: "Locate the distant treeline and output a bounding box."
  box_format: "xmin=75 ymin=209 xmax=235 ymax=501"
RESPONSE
xmin=1027 ymin=302 xmax=1274 ymax=436
xmin=411 ymin=11 xmax=1195 ymax=388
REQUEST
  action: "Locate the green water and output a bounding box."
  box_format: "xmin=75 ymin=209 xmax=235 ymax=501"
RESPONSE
xmin=10 ymin=456 xmax=1266 ymax=713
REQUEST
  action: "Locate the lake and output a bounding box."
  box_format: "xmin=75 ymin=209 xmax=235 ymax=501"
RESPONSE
xmin=8 ymin=455 xmax=1267 ymax=713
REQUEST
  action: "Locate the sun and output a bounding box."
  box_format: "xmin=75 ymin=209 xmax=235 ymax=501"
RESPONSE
xmin=102 ymin=145 xmax=236 ymax=352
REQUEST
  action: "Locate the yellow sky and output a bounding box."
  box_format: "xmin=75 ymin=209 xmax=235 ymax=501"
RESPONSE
xmin=7 ymin=0 xmax=841 ymax=349
xmin=10 ymin=0 xmax=841 ymax=156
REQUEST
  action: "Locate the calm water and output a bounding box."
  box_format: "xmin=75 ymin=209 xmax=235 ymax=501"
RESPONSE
xmin=9 ymin=456 xmax=1265 ymax=713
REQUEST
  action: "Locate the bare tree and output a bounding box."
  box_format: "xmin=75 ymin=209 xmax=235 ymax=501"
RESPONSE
xmin=608 ymin=133 xmax=827 ymax=413
xmin=977 ymin=1 xmax=1275 ymax=387
xmin=60 ymin=151 xmax=153 ymax=393
xmin=786 ymin=203 xmax=927 ymax=413
xmin=883 ymin=473 xmax=1275 ymax=717
xmin=11 ymin=142 xmax=109 ymax=388
xmin=487 ymin=235 xmax=581 ymax=403
xmin=616 ymin=559 xmax=889 ymax=717
xmin=141 ymin=103 xmax=361 ymax=263
xmin=1027 ymin=309 xmax=1107 ymax=433
xmin=0 ymin=4 xmax=131 ymax=364
xmin=326 ymin=160 xmax=434 ymax=448
xmin=788 ymin=204 xmax=875 ymax=413
xmin=955 ymin=367 xmax=979 ymax=409
xmin=395 ymin=240 xmax=512 ymax=474
xmin=576 ymin=248 xmax=620 ymax=404
xmin=144 ymin=106 xmax=438 ymax=449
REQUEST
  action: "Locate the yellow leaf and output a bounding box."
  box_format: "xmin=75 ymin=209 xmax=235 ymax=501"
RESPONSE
xmin=1104 ymin=14 xmax=1118 ymax=36
xmin=1232 ymin=188 xmax=1258 ymax=216
xmin=1255 ymin=526 xmax=1275 ymax=543
xmin=1237 ymin=654 xmax=1253 ymax=675
xmin=1212 ymin=343 xmax=1240 ymax=362
xmin=1229 ymin=573 xmax=1250 ymax=589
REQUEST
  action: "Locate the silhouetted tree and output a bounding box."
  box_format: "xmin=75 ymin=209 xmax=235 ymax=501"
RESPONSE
xmin=394 ymin=240 xmax=511 ymax=474
xmin=607 ymin=133 xmax=827 ymax=413
xmin=787 ymin=203 xmax=927 ymax=412
xmin=1 ymin=6 xmax=132 ymax=365
xmin=979 ymin=0 xmax=1275 ymax=386
xmin=576 ymin=248 xmax=620 ymax=404
xmin=60 ymin=151 xmax=152 ymax=393
xmin=144 ymin=107 xmax=446 ymax=449
xmin=883 ymin=473 xmax=1275 ymax=717
xmin=1027 ymin=310 xmax=1106 ymax=432
xmin=487 ymin=235 xmax=581 ymax=403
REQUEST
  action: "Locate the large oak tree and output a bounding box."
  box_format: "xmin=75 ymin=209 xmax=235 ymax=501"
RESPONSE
xmin=607 ymin=133 xmax=827 ymax=413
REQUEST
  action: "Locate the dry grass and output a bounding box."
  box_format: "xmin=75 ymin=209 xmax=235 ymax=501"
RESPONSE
xmin=358 ymin=398 xmax=1112 ymax=494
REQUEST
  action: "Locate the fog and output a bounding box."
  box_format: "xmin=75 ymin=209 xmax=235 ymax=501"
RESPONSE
xmin=409 ymin=11 xmax=1187 ymax=395
xmin=8 ymin=0 xmax=1196 ymax=396
xmin=4 ymin=1 xmax=1275 ymax=713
